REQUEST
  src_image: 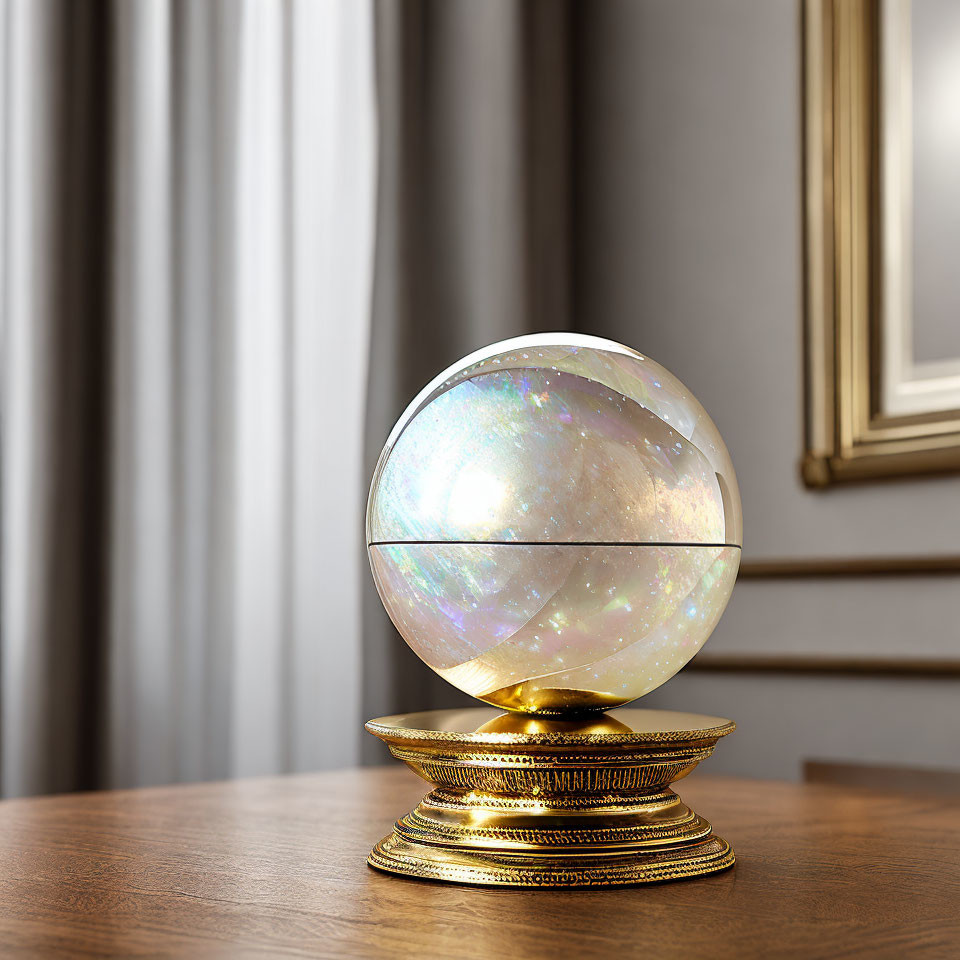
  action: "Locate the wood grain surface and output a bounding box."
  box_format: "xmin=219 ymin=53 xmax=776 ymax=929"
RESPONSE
xmin=0 ymin=767 xmax=957 ymax=958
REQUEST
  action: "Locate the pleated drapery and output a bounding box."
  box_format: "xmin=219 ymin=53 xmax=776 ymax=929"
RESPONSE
xmin=1 ymin=0 xmax=586 ymax=790
xmin=1 ymin=0 xmax=376 ymax=796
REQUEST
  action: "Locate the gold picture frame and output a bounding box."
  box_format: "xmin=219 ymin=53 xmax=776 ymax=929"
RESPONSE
xmin=803 ymin=0 xmax=960 ymax=486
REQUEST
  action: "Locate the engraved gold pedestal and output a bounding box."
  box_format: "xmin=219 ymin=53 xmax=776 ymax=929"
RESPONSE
xmin=366 ymin=707 xmax=736 ymax=888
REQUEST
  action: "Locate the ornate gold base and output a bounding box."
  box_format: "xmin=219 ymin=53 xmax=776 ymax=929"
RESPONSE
xmin=366 ymin=707 xmax=736 ymax=888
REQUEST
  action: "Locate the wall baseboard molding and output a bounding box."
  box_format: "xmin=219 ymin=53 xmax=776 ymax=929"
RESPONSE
xmin=688 ymin=654 xmax=960 ymax=677
xmin=738 ymin=556 xmax=960 ymax=578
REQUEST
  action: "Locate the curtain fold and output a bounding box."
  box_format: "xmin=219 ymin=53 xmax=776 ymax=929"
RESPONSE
xmin=1 ymin=0 xmax=583 ymax=790
xmin=364 ymin=0 xmax=576 ymax=739
xmin=1 ymin=0 xmax=376 ymax=796
xmin=1 ymin=0 xmax=116 ymax=796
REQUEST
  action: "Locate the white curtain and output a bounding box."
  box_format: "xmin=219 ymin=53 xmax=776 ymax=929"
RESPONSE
xmin=1 ymin=0 xmax=376 ymax=795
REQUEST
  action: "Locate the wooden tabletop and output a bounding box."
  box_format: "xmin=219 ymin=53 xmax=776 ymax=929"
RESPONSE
xmin=0 ymin=767 xmax=958 ymax=959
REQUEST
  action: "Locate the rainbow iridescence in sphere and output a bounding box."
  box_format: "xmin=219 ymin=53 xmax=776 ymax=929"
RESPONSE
xmin=367 ymin=334 xmax=742 ymax=714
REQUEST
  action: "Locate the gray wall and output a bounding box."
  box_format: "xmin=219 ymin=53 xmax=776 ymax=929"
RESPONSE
xmin=576 ymin=0 xmax=960 ymax=779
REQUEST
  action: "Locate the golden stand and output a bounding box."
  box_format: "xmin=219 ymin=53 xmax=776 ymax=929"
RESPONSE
xmin=366 ymin=707 xmax=735 ymax=887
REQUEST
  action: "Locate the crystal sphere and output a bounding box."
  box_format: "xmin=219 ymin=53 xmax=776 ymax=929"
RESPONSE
xmin=367 ymin=334 xmax=742 ymax=714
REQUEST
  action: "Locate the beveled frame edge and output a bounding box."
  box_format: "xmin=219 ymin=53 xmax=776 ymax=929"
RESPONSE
xmin=802 ymin=0 xmax=960 ymax=487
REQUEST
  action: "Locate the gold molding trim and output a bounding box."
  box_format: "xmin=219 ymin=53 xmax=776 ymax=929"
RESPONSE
xmin=803 ymin=0 xmax=960 ymax=485
xmin=689 ymin=654 xmax=960 ymax=676
xmin=739 ymin=555 xmax=960 ymax=577
xmin=366 ymin=708 xmax=736 ymax=887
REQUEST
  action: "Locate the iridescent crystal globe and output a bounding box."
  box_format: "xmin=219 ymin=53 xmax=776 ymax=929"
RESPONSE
xmin=367 ymin=334 xmax=742 ymax=714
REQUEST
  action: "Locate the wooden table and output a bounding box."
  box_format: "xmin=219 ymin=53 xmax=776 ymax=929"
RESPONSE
xmin=0 ymin=767 xmax=957 ymax=958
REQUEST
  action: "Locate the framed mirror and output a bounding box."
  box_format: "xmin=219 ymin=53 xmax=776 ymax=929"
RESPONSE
xmin=803 ymin=0 xmax=960 ymax=485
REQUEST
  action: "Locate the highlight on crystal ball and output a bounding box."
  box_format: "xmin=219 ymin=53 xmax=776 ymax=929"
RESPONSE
xmin=366 ymin=334 xmax=742 ymax=715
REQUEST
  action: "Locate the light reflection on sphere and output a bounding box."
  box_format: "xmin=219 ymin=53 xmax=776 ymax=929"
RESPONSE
xmin=367 ymin=334 xmax=741 ymax=715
